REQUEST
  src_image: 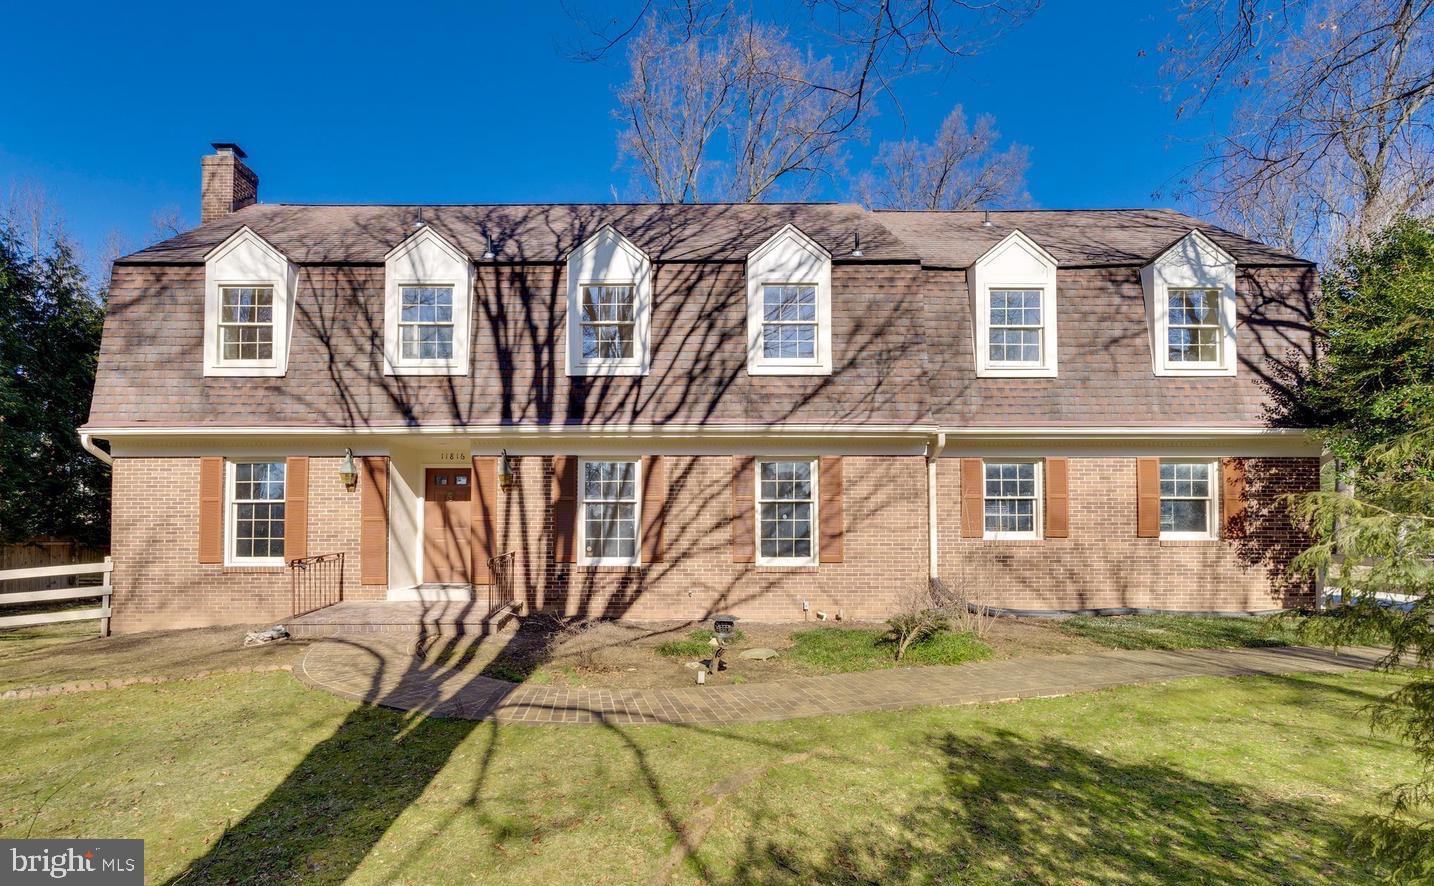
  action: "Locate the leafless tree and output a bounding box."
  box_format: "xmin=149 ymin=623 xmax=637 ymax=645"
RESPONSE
xmin=617 ymin=17 xmax=861 ymax=202
xmin=598 ymin=0 xmax=1039 ymax=202
xmin=1164 ymin=0 xmax=1434 ymax=261
xmin=855 ymin=105 xmax=1030 ymax=209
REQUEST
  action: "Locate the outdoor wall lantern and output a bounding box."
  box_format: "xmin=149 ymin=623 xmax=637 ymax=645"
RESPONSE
xmin=498 ymin=449 xmax=516 ymax=492
xmin=338 ymin=448 xmax=359 ymax=492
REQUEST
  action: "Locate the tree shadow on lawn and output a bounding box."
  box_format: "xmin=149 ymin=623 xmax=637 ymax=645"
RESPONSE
xmin=162 ymin=628 xmax=811 ymax=885
xmin=721 ymin=726 xmax=1385 ymax=885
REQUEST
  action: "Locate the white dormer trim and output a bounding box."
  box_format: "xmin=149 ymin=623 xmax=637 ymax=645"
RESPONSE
xmin=1141 ymin=230 xmax=1238 ymax=377
xmin=746 ymin=224 xmax=833 ymax=376
xmin=565 ymin=225 xmax=653 ymax=377
xmin=203 ymin=226 xmax=298 ymax=378
xmin=969 ymin=229 xmax=1059 ymax=378
xmin=383 ymin=226 xmax=472 ymax=376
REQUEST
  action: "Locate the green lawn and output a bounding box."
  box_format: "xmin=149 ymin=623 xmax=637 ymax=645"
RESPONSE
xmin=0 ymin=667 xmax=1412 ymax=884
xmin=1058 ymin=614 xmax=1302 ymax=650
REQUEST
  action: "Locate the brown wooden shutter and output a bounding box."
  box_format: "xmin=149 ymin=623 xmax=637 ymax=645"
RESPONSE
xmin=552 ymin=456 xmax=578 ymax=563
xmin=1044 ymin=457 xmax=1069 ymax=539
xmin=819 ymin=456 xmax=844 ymax=563
xmin=732 ymin=456 xmax=755 ymax=563
xmin=641 ymin=456 xmax=667 ymax=563
xmin=960 ymin=458 xmax=984 ymax=538
xmin=472 ymin=456 xmax=498 ymax=582
xmin=360 ymin=456 xmax=389 ymax=585
xmin=198 ymin=456 xmax=224 ymax=564
xmin=284 ymin=457 xmax=309 ymax=561
xmin=1221 ymin=457 xmax=1247 ymax=538
xmin=1136 ymin=457 xmax=1161 ymax=538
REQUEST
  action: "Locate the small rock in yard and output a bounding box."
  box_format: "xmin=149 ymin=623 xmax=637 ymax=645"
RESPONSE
xmin=739 ymin=647 xmax=778 ymax=660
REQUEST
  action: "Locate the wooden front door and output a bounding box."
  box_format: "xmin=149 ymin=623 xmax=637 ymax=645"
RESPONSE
xmin=423 ymin=468 xmax=472 ymax=584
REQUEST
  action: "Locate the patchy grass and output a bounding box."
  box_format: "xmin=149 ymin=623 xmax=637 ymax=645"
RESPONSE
xmin=655 ymin=628 xmax=748 ymax=659
xmin=788 ymin=627 xmax=992 ymax=672
xmin=0 ymin=623 xmax=306 ymax=692
xmin=0 ymin=666 xmax=1411 ymax=884
xmin=1057 ymin=614 xmax=1302 ymax=651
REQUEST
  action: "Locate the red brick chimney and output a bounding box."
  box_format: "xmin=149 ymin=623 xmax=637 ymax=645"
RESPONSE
xmin=200 ymin=143 xmax=259 ymax=223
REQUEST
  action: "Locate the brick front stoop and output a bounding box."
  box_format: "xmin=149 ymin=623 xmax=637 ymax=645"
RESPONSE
xmin=292 ymin=640 xmax=1391 ymax=726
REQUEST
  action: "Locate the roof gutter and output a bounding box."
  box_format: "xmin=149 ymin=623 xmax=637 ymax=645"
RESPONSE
xmin=79 ymin=431 xmax=113 ymax=466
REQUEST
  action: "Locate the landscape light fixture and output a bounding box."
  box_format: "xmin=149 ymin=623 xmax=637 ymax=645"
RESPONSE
xmin=338 ymin=448 xmax=359 ymax=491
xmin=498 ymin=449 xmax=515 ymax=491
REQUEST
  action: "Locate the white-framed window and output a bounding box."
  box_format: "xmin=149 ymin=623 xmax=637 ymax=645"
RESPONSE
xmin=398 ymin=285 xmax=456 ymax=361
xmin=227 ymin=460 xmax=286 ymax=566
xmin=746 ymin=225 xmax=832 ymax=376
xmin=579 ymin=459 xmax=640 ymax=565
xmin=987 ymin=289 xmax=1043 ymax=366
xmin=203 ymin=226 xmax=296 ymax=377
xmin=579 ymin=284 xmax=637 ymax=361
xmin=1159 ymin=458 xmax=1219 ymax=540
xmin=969 ymin=230 xmax=1058 ymax=377
xmin=983 ymin=460 xmax=1042 ymax=541
xmin=1141 ymin=230 xmax=1238 ymax=377
xmin=757 ymin=458 xmax=818 ymax=564
xmin=567 ymin=226 xmax=652 ymax=376
xmin=218 ymin=286 xmax=274 ymax=361
xmin=761 ymin=284 xmax=819 ymax=360
xmin=384 ymin=226 xmax=472 ymax=376
xmin=1166 ymin=289 xmax=1222 ymax=365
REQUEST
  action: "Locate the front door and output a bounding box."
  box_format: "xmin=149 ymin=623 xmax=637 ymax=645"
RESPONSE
xmin=423 ymin=467 xmax=472 ymax=584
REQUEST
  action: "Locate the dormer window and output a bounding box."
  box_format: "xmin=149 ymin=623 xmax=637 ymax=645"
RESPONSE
xmin=1141 ymin=231 xmax=1238 ymax=377
xmin=747 ymin=225 xmax=832 ymax=376
xmin=219 ymin=287 xmax=274 ymax=361
xmin=384 ymin=226 xmax=472 ymax=376
xmin=399 ymin=286 xmax=456 ymax=361
xmin=203 ymin=226 xmax=296 ymax=377
xmin=1166 ymin=289 xmax=1222 ymax=365
xmin=969 ymin=230 xmax=1058 ymax=378
xmin=566 ymin=226 xmax=652 ymax=376
xmin=761 ymin=285 xmax=818 ymax=359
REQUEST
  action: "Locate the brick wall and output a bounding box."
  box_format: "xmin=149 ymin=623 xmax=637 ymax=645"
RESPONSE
xmin=936 ymin=456 xmax=1318 ymax=613
xmin=109 ymin=453 xmax=1317 ymax=631
xmin=493 ymin=455 xmax=929 ymax=622
xmin=110 ymin=456 xmax=365 ymax=632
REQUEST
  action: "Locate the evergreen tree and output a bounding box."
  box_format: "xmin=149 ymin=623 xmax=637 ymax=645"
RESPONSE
xmin=1286 ymin=216 xmax=1434 ymax=882
xmin=0 ymin=221 xmax=108 ymax=546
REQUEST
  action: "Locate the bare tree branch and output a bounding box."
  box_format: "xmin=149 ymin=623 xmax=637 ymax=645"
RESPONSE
xmin=1165 ymin=0 xmax=1434 ymax=260
xmin=855 ymin=105 xmax=1030 ymax=209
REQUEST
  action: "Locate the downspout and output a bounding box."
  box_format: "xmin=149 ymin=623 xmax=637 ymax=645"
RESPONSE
xmin=79 ymin=431 xmax=113 ymax=466
xmin=925 ymin=432 xmax=946 ymax=580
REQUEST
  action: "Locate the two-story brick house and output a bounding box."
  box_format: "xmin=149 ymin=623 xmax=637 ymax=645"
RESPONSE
xmin=82 ymin=145 xmax=1320 ymax=633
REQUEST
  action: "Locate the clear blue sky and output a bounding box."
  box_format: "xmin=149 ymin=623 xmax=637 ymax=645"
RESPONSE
xmin=1 ymin=0 xmax=1223 ymax=277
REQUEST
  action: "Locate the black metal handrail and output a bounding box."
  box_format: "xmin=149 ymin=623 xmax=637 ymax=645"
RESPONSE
xmin=289 ymin=552 xmax=344 ymax=617
xmin=487 ymin=551 xmax=517 ymax=613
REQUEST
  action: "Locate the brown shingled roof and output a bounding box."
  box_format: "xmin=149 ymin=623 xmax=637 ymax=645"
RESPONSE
xmin=872 ymin=208 xmax=1310 ymax=267
xmin=120 ymin=202 xmax=916 ymax=265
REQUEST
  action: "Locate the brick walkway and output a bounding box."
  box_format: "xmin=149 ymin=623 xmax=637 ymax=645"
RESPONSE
xmin=293 ymin=637 xmax=1389 ymax=726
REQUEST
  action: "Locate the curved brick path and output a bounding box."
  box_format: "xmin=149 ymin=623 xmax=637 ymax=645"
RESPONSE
xmin=294 ymin=637 xmax=1390 ymax=726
